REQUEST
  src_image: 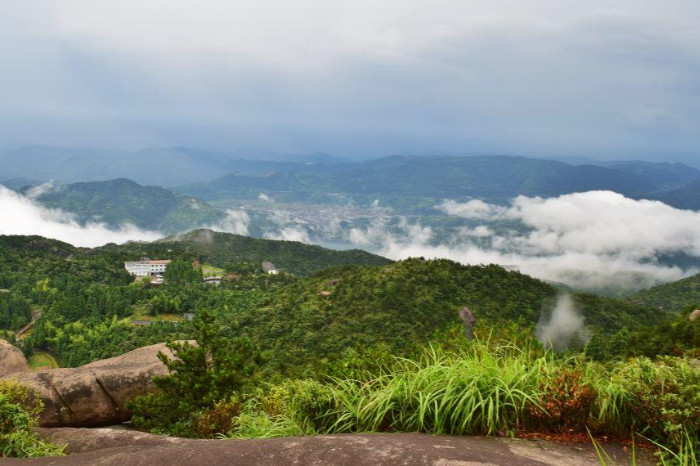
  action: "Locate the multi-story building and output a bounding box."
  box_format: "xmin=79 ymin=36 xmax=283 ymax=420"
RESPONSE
xmin=124 ymin=258 xmax=171 ymax=277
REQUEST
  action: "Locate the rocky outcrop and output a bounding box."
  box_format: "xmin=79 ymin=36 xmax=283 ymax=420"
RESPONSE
xmin=0 ymin=339 xmax=30 ymax=377
xmin=11 ymin=430 xmax=653 ymax=466
xmin=1 ymin=342 xmax=184 ymax=427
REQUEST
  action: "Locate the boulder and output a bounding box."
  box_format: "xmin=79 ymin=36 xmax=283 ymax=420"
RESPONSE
xmin=0 ymin=339 xmax=30 ymax=377
xmin=1 ymin=342 xmax=187 ymax=427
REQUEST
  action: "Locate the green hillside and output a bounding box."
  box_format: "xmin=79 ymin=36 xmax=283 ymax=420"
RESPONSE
xmin=226 ymin=258 xmax=660 ymax=374
xmin=629 ymin=272 xmax=700 ymax=312
xmin=33 ymin=178 xmax=226 ymax=233
xmin=1 ymin=233 xmax=661 ymax=372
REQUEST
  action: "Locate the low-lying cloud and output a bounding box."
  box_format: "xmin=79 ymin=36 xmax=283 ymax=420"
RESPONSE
xmin=207 ymin=209 xmax=251 ymax=236
xmin=536 ymin=294 xmax=589 ymax=350
xmin=0 ymin=186 xmax=162 ymax=247
xmin=349 ymin=191 xmax=700 ymax=291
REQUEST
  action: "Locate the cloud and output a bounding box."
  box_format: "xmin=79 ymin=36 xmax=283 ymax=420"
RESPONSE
xmin=350 ymin=191 xmax=700 ymax=291
xmin=260 ymin=209 xmax=313 ymax=243
xmin=0 ymin=1 xmax=699 ymax=159
xmin=206 ymin=209 xmax=250 ymax=236
xmin=0 ymin=186 xmax=161 ymax=247
xmin=439 ymin=199 xmax=508 ymax=220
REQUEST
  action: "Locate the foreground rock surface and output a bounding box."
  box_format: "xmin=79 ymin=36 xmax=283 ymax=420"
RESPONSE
xmin=1 ymin=343 xmax=179 ymax=427
xmin=11 ymin=429 xmax=652 ymax=466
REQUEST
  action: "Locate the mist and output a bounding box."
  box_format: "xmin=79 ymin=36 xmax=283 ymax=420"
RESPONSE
xmin=347 ymin=191 xmax=700 ymax=291
xmin=536 ymin=294 xmax=588 ymax=351
xmin=0 ymin=186 xmax=162 ymax=247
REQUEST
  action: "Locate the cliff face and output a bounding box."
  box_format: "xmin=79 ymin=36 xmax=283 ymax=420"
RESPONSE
xmin=0 ymin=341 xmax=185 ymax=427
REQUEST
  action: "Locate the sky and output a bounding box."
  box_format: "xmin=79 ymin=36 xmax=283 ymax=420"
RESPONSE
xmin=1 ymin=1 xmax=699 ymax=161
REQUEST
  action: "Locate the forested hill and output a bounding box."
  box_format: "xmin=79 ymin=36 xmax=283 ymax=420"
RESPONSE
xmin=84 ymin=229 xmax=391 ymax=275
xmin=231 ymin=258 xmax=661 ymax=373
xmin=628 ymin=272 xmax=700 ymax=312
xmin=0 ymin=230 xmax=391 ymax=280
xmin=93 ymin=229 xmax=391 ymax=276
xmin=29 ymin=178 xmax=226 ymax=234
xmin=0 ymin=233 xmax=665 ymax=374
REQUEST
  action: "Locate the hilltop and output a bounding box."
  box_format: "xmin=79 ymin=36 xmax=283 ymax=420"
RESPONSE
xmin=27 ymin=178 xmax=225 ymax=234
xmin=94 ymin=229 xmax=391 ymax=276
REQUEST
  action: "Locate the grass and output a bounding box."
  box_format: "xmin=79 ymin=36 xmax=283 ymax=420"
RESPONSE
xmin=129 ymin=313 xmax=182 ymax=323
xmin=202 ymin=264 xmax=225 ymax=278
xmin=240 ymin=338 xmax=698 ymax=462
xmin=28 ymin=352 xmax=59 ymax=370
xmin=327 ymin=343 xmax=548 ymax=435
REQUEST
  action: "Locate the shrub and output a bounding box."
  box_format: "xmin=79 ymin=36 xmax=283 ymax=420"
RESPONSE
xmin=0 ymin=381 xmax=65 ymax=458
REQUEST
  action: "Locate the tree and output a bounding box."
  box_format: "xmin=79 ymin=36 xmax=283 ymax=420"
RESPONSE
xmin=164 ymin=259 xmax=202 ymax=287
xmin=128 ymin=309 xmax=260 ymax=435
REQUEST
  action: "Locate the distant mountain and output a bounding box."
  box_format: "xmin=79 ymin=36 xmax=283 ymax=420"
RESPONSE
xmin=93 ymin=229 xmax=392 ymax=276
xmin=30 ymin=178 xmax=226 ymax=234
xmin=5 ymin=146 xmax=700 ymax=211
xmin=179 ymin=155 xmax=667 ymax=211
xmin=542 ymin=157 xmax=700 ymax=190
xmin=647 ymin=179 xmax=700 ymax=211
xmin=602 ymin=161 xmax=700 ymax=191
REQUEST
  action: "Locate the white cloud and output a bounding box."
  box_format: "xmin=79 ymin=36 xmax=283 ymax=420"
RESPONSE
xmin=264 ymin=227 xmax=311 ymax=244
xmin=207 ymin=209 xmax=250 ymax=236
xmin=439 ymin=199 xmax=509 ymax=220
xmin=350 ymin=191 xmax=700 ymax=291
xmin=0 ymin=186 xmax=161 ymax=247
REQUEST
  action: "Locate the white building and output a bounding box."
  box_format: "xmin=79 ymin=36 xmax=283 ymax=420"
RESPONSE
xmin=124 ymin=258 xmax=171 ymax=277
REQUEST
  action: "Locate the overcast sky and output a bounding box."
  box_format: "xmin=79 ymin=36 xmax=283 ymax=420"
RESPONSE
xmin=1 ymin=1 xmax=699 ymax=161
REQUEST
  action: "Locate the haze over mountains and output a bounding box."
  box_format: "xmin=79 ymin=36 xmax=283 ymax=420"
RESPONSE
xmin=2 ymin=145 xmax=700 ymax=209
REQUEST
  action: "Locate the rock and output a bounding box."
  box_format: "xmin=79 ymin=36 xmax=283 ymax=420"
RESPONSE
xmin=458 ymin=307 xmax=477 ymax=340
xmin=13 ymin=431 xmax=654 ymax=466
xmin=0 ymin=339 xmax=30 ymax=377
xmin=35 ymin=427 xmax=180 ymax=455
xmin=2 ymin=342 xmax=188 ymax=427
xmin=690 ymin=309 xmax=700 ymax=321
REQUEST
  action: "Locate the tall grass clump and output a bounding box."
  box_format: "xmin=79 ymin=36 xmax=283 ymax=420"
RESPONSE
xmin=327 ymin=339 xmax=553 ymax=435
xmin=591 ymin=357 xmax=700 ymax=454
